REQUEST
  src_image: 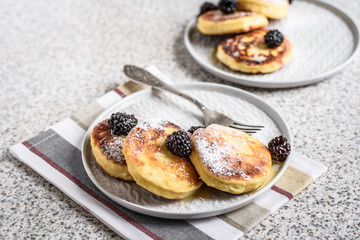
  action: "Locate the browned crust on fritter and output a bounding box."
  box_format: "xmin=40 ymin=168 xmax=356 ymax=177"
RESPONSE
xmin=124 ymin=121 xmax=179 ymax=166
xmin=219 ymin=29 xmax=291 ymax=66
xmin=91 ymin=119 xmax=127 ymax=166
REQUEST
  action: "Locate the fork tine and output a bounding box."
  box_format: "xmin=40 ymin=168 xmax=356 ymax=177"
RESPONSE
xmin=229 ymin=126 xmax=262 ymax=132
xmin=232 ymin=122 xmax=265 ymax=128
xmin=229 ymin=127 xmax=257 ymax=134
xmin=230 ymin=126 xmax=261 ymax=131
xmin=229 ymin=125 xmax=263 ymax=131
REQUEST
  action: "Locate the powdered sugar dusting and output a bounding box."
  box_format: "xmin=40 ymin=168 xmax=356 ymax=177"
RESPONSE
xmin=232 ymin=51 xmax=240 ymax=58
xmin=135 ymin=118 xmax=168 ymax=132
xmin=251 ymin=55 xmax=267 ymax=63
xmin=100 ymin=136 xmax=126 ymax=164
xmin=125 ymin=117 xmax=174 ymax=156
xmin=193 ymin=124 xmax=251 ymax=179
xmin=134 ymin=118 xmax=168 ymax=141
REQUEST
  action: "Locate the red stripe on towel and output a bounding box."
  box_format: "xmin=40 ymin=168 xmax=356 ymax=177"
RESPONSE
xmin=22 ymin=141 xmax=162 ymax=240
xmin=271 ymin=185 xmax=293 ymax=200
xmin=113 ymin=88 xmax=127 ymax=98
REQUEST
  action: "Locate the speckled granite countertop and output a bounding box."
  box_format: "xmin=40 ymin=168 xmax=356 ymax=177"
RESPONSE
xmin=1 ymin=0 xmax=359 ymax=239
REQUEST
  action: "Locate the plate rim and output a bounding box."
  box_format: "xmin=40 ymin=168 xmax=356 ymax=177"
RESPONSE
xmin=81 ymin=82 xmax=293 ymax=219
xmin=184 ymin=0 xmax=360 ymax=89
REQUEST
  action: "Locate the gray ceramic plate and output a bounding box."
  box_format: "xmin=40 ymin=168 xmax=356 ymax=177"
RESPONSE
xmin=81 ymin=83 xmax=292 ymax=219
xmin=184 ymin=0 xmax=359 ymax=88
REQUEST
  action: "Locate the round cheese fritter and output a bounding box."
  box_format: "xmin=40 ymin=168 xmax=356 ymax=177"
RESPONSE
xmin=197 ymin=9 xmax=268 ymax=35
xmin=122 ymin=119 xmax=203 ymax=199
xmin=216 ymin=29 xmax=293 ymax=73
xmin=190 ymin=124 xmax=272 ymax=194
xmin=90 ymin=119 xmax=134 ymax=181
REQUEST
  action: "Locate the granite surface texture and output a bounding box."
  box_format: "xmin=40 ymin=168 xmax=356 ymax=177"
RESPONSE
xmin=1 ymin=0 xmax=359 ymax=239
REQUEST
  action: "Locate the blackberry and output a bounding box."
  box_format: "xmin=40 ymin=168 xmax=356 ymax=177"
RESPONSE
xmin=187 ymin=126 xmax=205 ymax=134
xmin=199 ymin=2 xmax=218 ymax=16
xmin=264 ymin=29 xmax=284 ymax=48
xmin=267 ymin=136 xmax=291 ymax=162
xmin=108 ymin=112 xmax=138 ymax=136
xmin=218 ymin=0 xmax=238 ymax=14
xmin=166 ymin=131 xmax=192 ymax=158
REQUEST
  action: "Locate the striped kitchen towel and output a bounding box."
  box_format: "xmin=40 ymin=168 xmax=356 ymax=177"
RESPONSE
xmin=10 ymin=66 xmax=327 ymax=240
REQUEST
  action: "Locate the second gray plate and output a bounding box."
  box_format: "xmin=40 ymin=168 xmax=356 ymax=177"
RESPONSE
xmin=184 ymin=0 xmax=359 ymax=88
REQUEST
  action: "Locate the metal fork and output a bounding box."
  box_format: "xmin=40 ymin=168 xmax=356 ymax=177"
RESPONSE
xmin=123 ymin=65 xmax=264 ymax=134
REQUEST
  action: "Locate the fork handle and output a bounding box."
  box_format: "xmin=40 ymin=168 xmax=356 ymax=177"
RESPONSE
xmin=123 ymin=65 xmax=207 ymax=111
